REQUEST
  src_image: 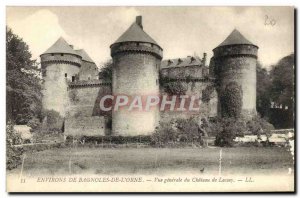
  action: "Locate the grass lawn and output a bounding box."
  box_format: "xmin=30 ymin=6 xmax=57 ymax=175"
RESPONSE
xmin=10 ymin=146 xmax=294 ymax=176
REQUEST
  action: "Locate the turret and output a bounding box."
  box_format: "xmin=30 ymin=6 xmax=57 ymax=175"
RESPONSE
xmin=75 ymin=49 xmax=98 ymax=81
xmin=213 ymin=29 xmax=258 ymax=118
xmin=40 ymin=37 xmax=82 ymax=116
xmin=110 ymin=16 xmax=163 ymax=136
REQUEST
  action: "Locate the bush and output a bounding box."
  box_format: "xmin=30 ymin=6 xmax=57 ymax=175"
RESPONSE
xmin=213 ymin=117 xmax=247 ymax=147
xmin=6 ymin=121 xmax=23 ymax=170
xmin=212 ymin=115 xmax=274 ymax=147
xmin=41 ymin=110 xmax=64 ymax=133
xmin=27 ymin=117 xmax=42 ymax=132
xmin=247 ymin=115 xmax=274 ymax=137
xmin=176 ymin=117 xmax=201 ymax=141
xmin=151 ymin=121 xmax=177 ymax=146
xmin=151 ymin=117 xmax=207 ymax=146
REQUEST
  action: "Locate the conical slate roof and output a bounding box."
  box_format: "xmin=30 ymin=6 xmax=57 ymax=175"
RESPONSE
xmin=112 ymin=21 xmax=159 ymax=46
xmin=42 ymin=37 xmax=77 ymax=55
xmin=217 ymin=29 xmax=255 ymax=47
xmin=75 ymin=49 xmax=94 ymax=63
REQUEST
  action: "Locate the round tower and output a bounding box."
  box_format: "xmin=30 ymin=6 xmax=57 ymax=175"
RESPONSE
xmin=40 ymin=37 xmax=82 ymax=116
xmin=110 ymin=16 xmax=163 ymax=136
xmin=213 ymin=29 xmax=258 ymax=118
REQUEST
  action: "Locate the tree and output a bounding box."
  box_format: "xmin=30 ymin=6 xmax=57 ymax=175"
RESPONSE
xmin=268 ymin=54 xmax=294 ymax=128
xmin=6 ymin=27 xmax=43 ymax=125
xmin=98 ymin=60 xmax=113 ymax=81
xmin=269 ymin=54 xmax=294 ymax=107
xmin=256 ymin=61 xmax=272 ymax=118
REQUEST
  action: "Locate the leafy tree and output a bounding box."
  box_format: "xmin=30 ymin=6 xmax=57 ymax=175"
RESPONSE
xmin=268 ymin=54 xmax=294 ymax=128
xmin=269 ymin=54 xmax=294 ymax=108
xmin=98 ymin=60 xmax=113 ymax=81
xmin=256 ymin=61 xmax=272 ymax=118
xmin=6 ymin=27 xmax=43 ymax=125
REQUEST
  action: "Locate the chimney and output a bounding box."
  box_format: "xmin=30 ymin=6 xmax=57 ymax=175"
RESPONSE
xmin=136 ymin=16 xmax=143 ymax=29
xmin=202 ymin=53 xmax=207 ymax=66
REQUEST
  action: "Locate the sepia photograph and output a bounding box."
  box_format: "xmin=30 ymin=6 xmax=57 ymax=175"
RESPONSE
xmin=5 ymin=6 xmax=295 ymax=192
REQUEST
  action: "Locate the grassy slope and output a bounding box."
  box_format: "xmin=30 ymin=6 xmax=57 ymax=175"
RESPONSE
xmin=12 ymin=147 xmax=294 ymax=176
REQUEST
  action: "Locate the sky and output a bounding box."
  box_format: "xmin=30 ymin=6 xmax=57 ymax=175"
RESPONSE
xmin=6 ymin=6 xmax=294 ymax=69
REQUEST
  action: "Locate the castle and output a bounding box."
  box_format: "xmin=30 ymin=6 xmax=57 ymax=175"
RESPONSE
xmin=40 ymin=16 xmax=258 ymax=138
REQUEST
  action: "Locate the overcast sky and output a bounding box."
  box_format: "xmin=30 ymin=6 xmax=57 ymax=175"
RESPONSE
xmin=7 ymin=6 xmax=294 ymax=69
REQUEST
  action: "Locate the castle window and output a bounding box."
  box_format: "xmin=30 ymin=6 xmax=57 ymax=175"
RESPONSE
xmin=88 ymin=77 xmax=91 ymax=80
xmin=51 ymin=53 xmax=54 ymax=56
xmin=72 ymin=76 xmax=75 ymax=82
xmin=61 ymin=54 xmax=64 ymax=56
xmin=65 ymin=73 xmax=67 ymax=78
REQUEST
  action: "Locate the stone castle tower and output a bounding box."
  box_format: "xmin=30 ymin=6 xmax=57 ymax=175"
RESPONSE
xmin=40 ymin=37 xmax=82 ymax=116
xmin=110 ymin=16 xmax=163 ymax=136
xmin=212 ymin=29 xmax=258 ymax=117
xmin=40 ymin=37 xmax=98 ymax=117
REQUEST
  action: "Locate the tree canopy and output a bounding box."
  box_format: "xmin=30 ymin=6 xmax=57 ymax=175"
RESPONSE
xmin=98 ymin=60 xmax=113 ymax=81
xmin=6 ymin=27 xmax=43 ymax=125
xmin=256 ymin=54 xmax=294 ymax=128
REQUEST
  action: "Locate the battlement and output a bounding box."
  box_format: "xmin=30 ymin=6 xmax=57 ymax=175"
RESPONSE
xmin=111 ymin=42 xmax=163 ymax=59
xmin=40 ymin=53 xmax=82 ymax=67
xmin=213 ymin=44 xmax=258 ymax=59
xmin=68 ymin=79 xmax=111 ymax=89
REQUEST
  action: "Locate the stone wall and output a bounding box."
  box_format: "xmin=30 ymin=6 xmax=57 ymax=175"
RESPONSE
xmin=160 ymin=65 xmax=209 ymax=79
xmin=67 ymin=82 xmax=112 ymax=117
xmin=160 ymin=80 xmax=218 ymax=122
xmin=64 ymin=116 xmax=107 ymax=137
